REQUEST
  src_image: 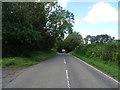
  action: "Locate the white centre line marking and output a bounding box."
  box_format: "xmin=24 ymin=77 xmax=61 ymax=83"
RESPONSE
xmin=64 ymin=59 xmax=66 ymax=64
xmin=64 ymin=58 xmax=70 ymax=88
xmin=64 ymin=58 xmax=71 ymax=88
xmin=66 ymin=69 xmax=70 ymax=88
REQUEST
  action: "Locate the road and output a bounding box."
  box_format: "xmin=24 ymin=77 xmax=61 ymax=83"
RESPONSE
xmin=4 ymin=53 xmax=119 ymax=88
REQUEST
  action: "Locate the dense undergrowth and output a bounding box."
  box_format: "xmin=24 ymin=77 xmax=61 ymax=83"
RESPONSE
xmin=70 ymin=41 xmax=120 ymax=80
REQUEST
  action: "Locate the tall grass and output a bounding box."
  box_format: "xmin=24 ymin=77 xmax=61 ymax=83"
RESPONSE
xmin=70 ymin=41 xmax=119 ymax=80
xmin=1 ymin=51 xmax=56 ymax=68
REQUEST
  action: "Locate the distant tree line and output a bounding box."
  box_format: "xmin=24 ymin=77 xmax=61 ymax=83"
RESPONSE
xmin=56 ymin=31 xmax=115 ymax=53
xmin=84 ymin=34 xmax=115 ymax=44
xmin=2 ymin=2 xmax=74 ymax=57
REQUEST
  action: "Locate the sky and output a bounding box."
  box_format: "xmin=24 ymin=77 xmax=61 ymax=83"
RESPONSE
xmin=58 ymin=0 xmax=119 ymax=39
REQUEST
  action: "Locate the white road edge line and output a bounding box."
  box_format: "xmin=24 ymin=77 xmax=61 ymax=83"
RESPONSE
xmin=74 ymin=56 xmax=120 ymax=84
xmin=66 ymin=69 xmax=70 ymax=88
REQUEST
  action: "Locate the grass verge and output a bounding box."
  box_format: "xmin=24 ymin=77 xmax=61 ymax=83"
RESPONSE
xmin=70 ymin=52 xmax=119 ymax=80
xmin=0 ymin=51 xmax=57 ymax=68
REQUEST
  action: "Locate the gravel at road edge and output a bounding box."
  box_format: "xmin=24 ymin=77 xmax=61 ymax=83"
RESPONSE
xmin=2 ymin=67 xmax=28 ymax=87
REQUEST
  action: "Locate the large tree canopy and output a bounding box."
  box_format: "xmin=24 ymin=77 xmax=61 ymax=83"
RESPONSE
xmin=2 ymin=2 xmax=74 ymax=57
xmin=63 ymin=32 xmax=83 ymax=52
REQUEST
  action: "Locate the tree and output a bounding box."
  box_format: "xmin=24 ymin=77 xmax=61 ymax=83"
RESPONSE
xmin=55 ymin=39 xmax=64 ymax=53
xmin=84 ymin=34 xmax=114 ymax=44
xmin=95 ymin=34 xmax=114 ymax=44
xmin=64 ymin=32 xmax=83 ymax=52
xmin=90 ymin=36 xmax=96 ymax=43
xmin=2 ymin=2 xmax=74 ymax=57
xmin=2 ymin=2 xmax=47 ymax=56
xmin=46 ymin=3 xmax=74 ymax=40
xmin=84 ymin=35 xmax=91 ymax=44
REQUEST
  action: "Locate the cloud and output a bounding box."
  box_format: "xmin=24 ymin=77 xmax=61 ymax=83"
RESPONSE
xmin=83 ymin=2 xmax=118 ymax=24
xmin=58 ymin=0 xmax=69 ymax=8
xmin=74 ymin=19 xmax=82 ymax=24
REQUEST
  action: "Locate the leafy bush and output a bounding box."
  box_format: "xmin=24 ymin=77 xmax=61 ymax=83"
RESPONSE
xmin=74 ymin=41 xmax=120 ymax=64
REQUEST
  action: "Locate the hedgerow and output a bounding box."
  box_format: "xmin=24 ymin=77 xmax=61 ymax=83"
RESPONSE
xmin=74 ymin=41 xmax=119 ymax=64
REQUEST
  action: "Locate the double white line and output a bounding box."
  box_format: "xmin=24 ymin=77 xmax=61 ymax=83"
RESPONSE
xmin=64 ymin=59 xmax=70 ymax=88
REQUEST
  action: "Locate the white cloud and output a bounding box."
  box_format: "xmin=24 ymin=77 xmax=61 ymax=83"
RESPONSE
xmin=83 ymin=2 xmax=118 ymax=24
xmin=58 ymin=0 xmax=69 ymax=8
xmin=74 ymin=19 xmax=82 ymax=24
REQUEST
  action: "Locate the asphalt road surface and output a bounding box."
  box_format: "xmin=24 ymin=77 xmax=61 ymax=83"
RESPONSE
xmin=4 ymin=53 xmax=119 ymax=88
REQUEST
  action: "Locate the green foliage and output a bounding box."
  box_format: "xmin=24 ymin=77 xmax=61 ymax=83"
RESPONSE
xmin=84 ymin=34 xmax=114 ymax=44
xmin=71 ymin=40 xmax=119 ymax=80
xmin=70 ymin=52 xmax=119 ymax=80
xmin=55 ymin=39 xmax=64 ymax=53
xmin=2 ymin=2 xmax=74 ymax=57
xmin=74 ymin=41 xmax=120 ymax=64
xmin=1 ymin=51 xmax=56 ymax=68
xmin=29 ymin=51 xmax=56 ymax=62
xmin=64 ymin=32 xmax=83 ymax=52
xmin=102 ymin=42 xmax=118 ymax=63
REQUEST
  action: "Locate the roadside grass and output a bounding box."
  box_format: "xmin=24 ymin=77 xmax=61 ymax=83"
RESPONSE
xmin=1 ymin=51 xmax=57 ymax=68
xmin=70 ymin=52 xmax=119 ymax=80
